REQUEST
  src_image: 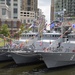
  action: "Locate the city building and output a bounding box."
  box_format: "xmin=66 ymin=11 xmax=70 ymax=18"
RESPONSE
xmin=20 ymin=0 xmax=38 ymax=24
xmin=0 ymin=0 xmax=21 ymax=34
xmin=54 ymin=0 xmax=75 ymax=31
xmin=21 ymin=0 xmax=38 ymax=12
xmin=55 ymin=0 xmax=75 ymax=20
xmin=50 ymin=0 xmax=54 ymax=23
xmin=20 ymin=11 xmax=36 ymax=24
xmin=0 ymin=0 xmax=20 ymax=20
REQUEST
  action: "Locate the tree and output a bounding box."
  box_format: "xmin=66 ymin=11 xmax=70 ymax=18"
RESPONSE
xmin=14 ymin=24 xmax=32 ymax=39
xmin=19 ymin=24 xmax=25 ymax=34
xmin=0 ymin=24 xmax=10 ymax=37
xmin=14 ymin=24 xmax=25 ymax=38
xmin=18 ymin=24 xmax=31 ymax=34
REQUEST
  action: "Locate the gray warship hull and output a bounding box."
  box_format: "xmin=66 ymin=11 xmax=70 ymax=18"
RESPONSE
xmin=10 ymin=52 xmax=40 ymax=64
xmin=40 ymin=52 xmax=75 ymax=68
xmin=0 ymin=52 xmax=12 ymax=61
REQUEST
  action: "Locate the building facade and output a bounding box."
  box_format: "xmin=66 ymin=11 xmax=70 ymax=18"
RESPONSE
xmin=0 ymin=0 xmax=21 ymax=34
xmin=0 ymin=0 xmax=20 ymax=20
xmin=21 ymin=0 xmax=38 ymax=12
xmin=20 ymin=11 xmax=36 ymax=24
xmin=20 ymin=0 xmax=38 ymax=24
xmin=10 ymin=0 xmax=20 ymax=20
xmin=55 ymin=0 xmax=75 ymax=20
xmin=50 ymin=0 xmax=54 ymax=23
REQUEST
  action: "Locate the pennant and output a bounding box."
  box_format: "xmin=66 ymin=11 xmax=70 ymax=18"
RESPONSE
xmin=39 ymin=41 xmax=43 ymax=46
xmin=72 ymin=24 xmax=75 ymax=28
xmin=29 ymin=23 xmax=35 ymax=28
xmin=50 ymin=22 xmax=55 ymax=29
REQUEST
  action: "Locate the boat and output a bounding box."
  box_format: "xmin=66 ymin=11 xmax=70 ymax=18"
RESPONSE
xmin=9 ymin=33 xmax=40 ymax=64
xmin=10 ymin=47 xmax=40 ymax=64
xmin=37 ymin=27 xmax=75 ymax=68
xmin=10 ymin=31 xmax=61 ymax=64
xmin=0 ymin=47 xmax=12 ymax=61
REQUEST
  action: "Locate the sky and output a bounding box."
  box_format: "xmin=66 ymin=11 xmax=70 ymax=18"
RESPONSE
xmin=38 ymin=0 xmax=51 ymax=24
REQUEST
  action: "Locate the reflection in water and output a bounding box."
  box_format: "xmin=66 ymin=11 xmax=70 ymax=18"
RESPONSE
xmin=0 ymin=61 xmax=75 ymax=75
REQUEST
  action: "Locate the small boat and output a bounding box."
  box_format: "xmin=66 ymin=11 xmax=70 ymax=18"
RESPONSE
xmin=10 ymin=46 xmax=40 ymax=64
xmin=10 ymin=31 xmax=61 ymax=64
xmin=37 ymin=28 xmax=75 ymax=68
xmin=0 ymin=47 xmax=12 ymax=61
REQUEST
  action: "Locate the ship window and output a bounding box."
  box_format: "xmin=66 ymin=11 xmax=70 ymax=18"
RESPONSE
xmin=27 ymin=35 xmax=28 ymax=37
xmin=52 ymin=35 xmax=54 ymax=37
xmin=56 ymin=35 xmax=59 ymax=37
xmin=55 ymin=35 xmax=56 ymax=37
xmin=72 ymin=36 xmax=73 ymax=38
xmin=70 ymin=36 xmax=72 ymax=38
xmin=29 ymin=35 xmax=31 ymax=37
xmin=25 ymin=35 xmax=26 ymax=37
xmin=68 ymin=36 xmax=70 ymax=38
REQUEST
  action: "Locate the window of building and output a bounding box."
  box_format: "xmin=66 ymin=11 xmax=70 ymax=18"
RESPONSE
xmin=27 ymin=12 xmax=29 ymax=14
xmin=13 ymin=17 xmax=17 ymax=19
xmin=2 ymin=8 xmax=6 ymax=15
xmin=27 ymin=7 xmax=31 ymax=11
xmin=13 ymin=8 xmax=17 ymax=13
xmin=14 ymin=3 xmax=18 ymax=6
xmin=27 ymin=0 xmax=31 ymax=5
xmin=13 ymin=21 xmax=17 ymax=28
xmin=0 ymin=0 xmax=5 ymax=4
xmin=24 ymin=12 xmax=26 ymax=14
xmin=28 ymin=19 xmax=30 ymax=23
xmin=24 ymin=20 xmax=26 ymax=23
xmin=21 ymin=12 xmax=23 ymax=14
xmin=14 ymin=0 xmax=17 ymax=1
xmin=6 ymin=0 xmax=11 ymax=6
xmin=0 ymin=0 xmax=5 ymax=1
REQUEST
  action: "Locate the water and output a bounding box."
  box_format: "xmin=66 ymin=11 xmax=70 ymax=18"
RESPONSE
xmin=0 ymin=61 xmax=75 ymax=75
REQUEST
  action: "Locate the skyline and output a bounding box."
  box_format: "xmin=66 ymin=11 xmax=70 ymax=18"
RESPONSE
xmin=38 ymin=0 xmax=51 ymax=24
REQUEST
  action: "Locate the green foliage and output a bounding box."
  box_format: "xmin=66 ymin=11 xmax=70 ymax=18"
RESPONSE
xmin=27 ymin=27 xmax=32 ymax=32
xmin=18 ymin=24 xmax=32 ymax=34
xmin=0 ymin=24 xmax=10 ymax=37
xmin=14 ymin=24 xmax=25 ymax=38
xmin=19 ymin=24 xmax=25 ymax=34
xmin=14 ymin=24 xmax=32 ymax=38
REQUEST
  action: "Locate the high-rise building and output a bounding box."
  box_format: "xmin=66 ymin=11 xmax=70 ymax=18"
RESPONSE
xmin=50 ymin=0 xmax=54 ymax=23
xmin=21 ymin=0 xmax=38 ymax=12
xmin=20 ymin=0 xmax=38 ymax=24
xmin=10 ymin=0 xmax=20 ymax=19
xmin=55 ymin=0 xmax=75 ymax=20
xmin=0 ymin=0 xmax=20 ymax=20
xmin=0 ymin=0 xmax=21 ymax=33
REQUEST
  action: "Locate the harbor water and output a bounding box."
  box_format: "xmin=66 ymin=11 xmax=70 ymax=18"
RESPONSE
xmin=0 ymin=61 xmax=75 ymax=75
